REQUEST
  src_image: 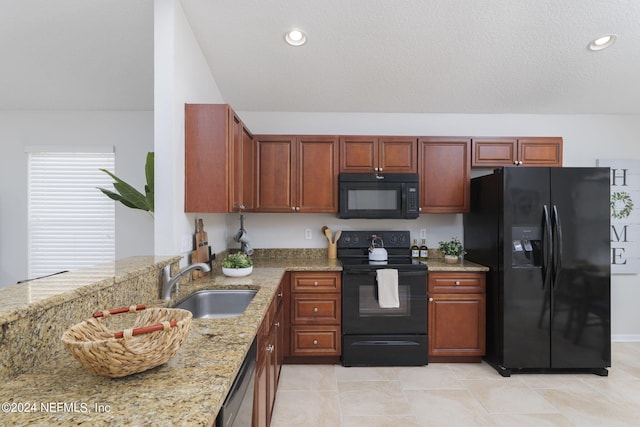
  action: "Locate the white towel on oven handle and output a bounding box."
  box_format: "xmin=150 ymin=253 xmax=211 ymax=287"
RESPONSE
xmin=376 ymin=268 xmax=399 ymax=308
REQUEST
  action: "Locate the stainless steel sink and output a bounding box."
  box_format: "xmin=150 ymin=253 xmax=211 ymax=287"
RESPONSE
xmin=172 ymin=289 xmax=257 ymax=319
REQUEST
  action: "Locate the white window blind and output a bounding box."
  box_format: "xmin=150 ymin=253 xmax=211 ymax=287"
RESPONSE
xmin=28 ymin=151 xmax=115 ymax=279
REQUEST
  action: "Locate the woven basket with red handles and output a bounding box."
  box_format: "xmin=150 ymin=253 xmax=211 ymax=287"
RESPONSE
xmin=61 ymin=305 xmax=192 ymax=378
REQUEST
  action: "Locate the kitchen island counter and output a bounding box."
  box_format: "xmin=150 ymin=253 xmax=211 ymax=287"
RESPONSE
xmin=1 ymin=255 xmax=340 ymax=426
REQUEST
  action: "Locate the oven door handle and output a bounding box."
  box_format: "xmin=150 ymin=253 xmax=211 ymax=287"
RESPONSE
xmin=352 ymin=340 xmax=421 ymax=346
xmin=343 ymin=270 xmax=427 ymax=277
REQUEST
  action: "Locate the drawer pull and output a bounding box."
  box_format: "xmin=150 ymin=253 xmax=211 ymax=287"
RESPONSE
xmin=313 ymin=281 xmax=318 ymax=286
xmin=455 ymin=281 xmax=461 ymax=286
xmin=313 ymin=339 xmax=318 ymax=345
xmin=313 ymin=307 xmax=319 ymax=312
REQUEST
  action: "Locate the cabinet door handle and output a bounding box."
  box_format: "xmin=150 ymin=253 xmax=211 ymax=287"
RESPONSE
xmin=278 ymin=292 xmax=283 ymax=297
xmin=378 ymin=167 xmax=383 ymax=172
xmin=429 ymin=297 xmax=433 ymax=302
xmin=274 ymin=322 xmax=280 ymax=328
xmin=291 ymin=206 xmax=296 ymax=211
xmin=266 ymin=344 xmax=274 ymax=352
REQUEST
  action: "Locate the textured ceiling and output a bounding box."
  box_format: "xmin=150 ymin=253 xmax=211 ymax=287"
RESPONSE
xmin=2 ymin=0 xmax=640 ymax=114
xmin=181 ymin=0 xmax=640 ymax=114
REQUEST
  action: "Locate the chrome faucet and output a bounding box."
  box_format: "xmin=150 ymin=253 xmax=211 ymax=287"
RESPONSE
xmin=161 ymin=263 xmax=211 ymax=300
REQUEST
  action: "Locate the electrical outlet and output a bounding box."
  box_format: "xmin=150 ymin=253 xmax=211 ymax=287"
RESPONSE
xmin=419 ymin=229 xmax=427 ymax=239
xmin=181 ymin=234 xmax=193 ymax=252
xmin=304 ymin=228 xmax=312 ymax=240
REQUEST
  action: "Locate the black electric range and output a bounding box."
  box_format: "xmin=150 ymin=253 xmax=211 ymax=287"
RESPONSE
xmin=338 ymin=231 xmax=428 ymax=366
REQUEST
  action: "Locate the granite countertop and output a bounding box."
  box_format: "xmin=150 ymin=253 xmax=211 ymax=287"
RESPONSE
xmin=1 ymin=252 xmax=486 ymax=425
xmin=424 ymin=258 xmax=489 ymax=272
xmin=1 ymin=255 xmax=341 ymax=426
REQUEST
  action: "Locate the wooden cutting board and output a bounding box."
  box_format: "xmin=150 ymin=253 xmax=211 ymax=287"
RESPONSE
xmin=193 ymin=219 xmax=210 ymax=278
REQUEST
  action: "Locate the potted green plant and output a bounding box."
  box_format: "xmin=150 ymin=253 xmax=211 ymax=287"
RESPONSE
xmin=97 ymin=152 xmax=154 ymax=216
xmin=438 ymin=237 xmax=465 ymax=263
xmin=222 ymin=252 xmax=254 ymax=277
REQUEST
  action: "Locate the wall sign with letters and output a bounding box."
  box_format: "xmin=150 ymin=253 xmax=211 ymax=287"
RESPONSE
xmin=597 ymin=159 xmax=639 ymax=274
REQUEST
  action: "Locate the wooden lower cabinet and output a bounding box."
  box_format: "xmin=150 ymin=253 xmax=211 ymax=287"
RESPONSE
xmin=286 ymin=271 xmax=342 ymax=362
xmin=254 ymin=280 xmax=284 ymax=427
xmin=428 ymin=272 xmax=486 ymax=362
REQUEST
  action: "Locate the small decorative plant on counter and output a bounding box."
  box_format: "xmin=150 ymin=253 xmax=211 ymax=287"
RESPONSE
xmin=222 ymin=252 xmax=254 ymax=277
xmin=438 ymin=237 xmax=466 ymax=263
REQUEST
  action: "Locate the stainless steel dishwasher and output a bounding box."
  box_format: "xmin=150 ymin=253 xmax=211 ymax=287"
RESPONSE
xmin=216 ymin=338 xmax=256 ymax=427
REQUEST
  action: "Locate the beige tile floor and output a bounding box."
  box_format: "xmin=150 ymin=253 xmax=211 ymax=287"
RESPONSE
xmin=271 ymin=342 xmax=640 ymax=427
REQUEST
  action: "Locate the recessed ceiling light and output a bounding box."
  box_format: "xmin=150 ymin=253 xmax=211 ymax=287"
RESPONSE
xmin=588 ymin=34 xmax=616 ymax=51
xmin=284 ymin=29 xmax=307 ymax=46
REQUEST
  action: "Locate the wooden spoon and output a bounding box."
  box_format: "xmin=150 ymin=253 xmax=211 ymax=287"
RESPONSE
xmin=333 ymin=230 xmax=342 ymax=243
xmin=323 ymin=226 xmax=333 ymax=242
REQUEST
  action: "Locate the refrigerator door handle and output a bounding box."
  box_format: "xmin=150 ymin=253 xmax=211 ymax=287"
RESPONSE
xmin=552 ymin=205 xmax=563 ymax=289
xmin=542 ymin=205 xmax=553 ymax=289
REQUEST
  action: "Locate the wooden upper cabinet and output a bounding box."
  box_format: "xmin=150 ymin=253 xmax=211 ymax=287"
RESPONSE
xmin=472 ymin=137 xmax=563 ymax=167
xmin=255 ymin=135 xmax=339 ymax=213
xmin=230 ymin=113 xmax=255 ymax=212
xmin=340 ymin=136 xmax=417 ymax=173
xmin=185 ymin=104 xmax=255 ymax=213
xmin=419 ymin=138 xmax=471 ymax=213
xmin=185 ymin=104 xmax=232 ymax=213
xmin=297 ymin=136 xmax=339 ymax=212
xmin=518 ymin=137 xmax=563 ymax=166
xmin=255 ymin=135 xmax=295 ymax=212
xmin=240 ymin=124 xmax=255 ymax=211
xmin=339 ymin=136 xmax=376 ymax=172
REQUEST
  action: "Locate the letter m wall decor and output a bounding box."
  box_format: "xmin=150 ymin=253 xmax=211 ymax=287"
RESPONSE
xmin=597 ymin=159 xmax=640 ymax=273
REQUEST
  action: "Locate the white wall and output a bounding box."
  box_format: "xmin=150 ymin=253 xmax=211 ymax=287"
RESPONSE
xmin=154 ymin=0 xmax=227 ymax=264
xmin=0 ymin=110 xmax=154 ymax=285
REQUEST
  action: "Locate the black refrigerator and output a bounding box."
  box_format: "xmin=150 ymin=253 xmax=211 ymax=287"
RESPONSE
xmin=464 ymin=167 xmax=611 ymax=376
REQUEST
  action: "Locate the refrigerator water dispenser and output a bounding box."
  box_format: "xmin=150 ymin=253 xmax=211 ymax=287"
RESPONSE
xmin=512 ymin=226 xmax=542 ymax=267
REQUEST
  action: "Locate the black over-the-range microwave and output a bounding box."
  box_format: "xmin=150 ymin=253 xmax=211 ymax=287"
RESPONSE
xmin=338 ymin=173 xmax=420 ymax=219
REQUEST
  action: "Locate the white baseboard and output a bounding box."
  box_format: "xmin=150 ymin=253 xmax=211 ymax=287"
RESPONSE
xmin=612 ymin=334 xmax=640 ymax=342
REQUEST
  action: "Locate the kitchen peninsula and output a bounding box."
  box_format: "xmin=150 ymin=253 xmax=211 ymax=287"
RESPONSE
xmin=0 ymin=252 xmax=486 ymax=425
